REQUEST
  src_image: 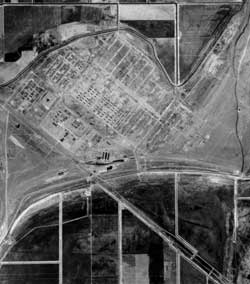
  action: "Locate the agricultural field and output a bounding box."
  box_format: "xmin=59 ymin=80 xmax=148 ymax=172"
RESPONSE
xmin=3 ymin=196 xmax=59 ymax=262
xmin=0 ymin=7 xmax=3 ymax=60
xmin=1 ymin=29 xmax=174 ymax=166
xmin=3 ymin=4 xmax=118 ymax=57
xmin=112 ymin=173 xmax=176 ymax=234
xmin=238 ymin=180 xmax=250 ymax=198
xmin=122 ymin=210 xmax=166 ymax=283
xmin=178 ymin=174 xmax=234 ymax=273
xmin=236 ymin=200 xmax=250 ymax=283
xmin=4 ymin=6 xmax=61 ymax=54
xmin=0 ymin=108 xmax=8 ymax=239
xmin=0 ymin=173 xmax=241 ymax=283
xmin=1 ymin=2 xmax=250 ymax=284
xmin=0 ymin=265 xmax=59 ymax=284
xmin=0 ymin=4 xmax=118 ymax=84
xmin=120 ymin=4 xmax=176 ymax=82
xmin=180 ymin=257 xmax=207 ymax=284
xmin=179 ymin=3 xmax=241 ymax=82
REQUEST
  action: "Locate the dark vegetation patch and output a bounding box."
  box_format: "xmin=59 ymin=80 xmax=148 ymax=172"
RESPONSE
xmin=63 ymin=188 xmax=119 ymax=283
xmin=63 ymin=217 xmax=91 ymax=284
xmin=92 ymin=188 xmax=118 ymax=281
xmin=61 ymin=6 xmax=82 ymax=24
xmin=153 ymin=38 xmax=175 ymax=82
xmin=180 ymin=257 xmax=206 ymax=284
xmin=114 ymin=175 xmax=175 ymax=234
xmin=234 ymin=200 xmax=250 ymax=283
xmin=120 ymin=0 xmax=146 ymax=3
xmin=122 ymin=210 xmax=164 ymax=284
xmin=4 ymin=226 xmax=59 ymax=261
xmin=0 ymin=264 xmax=59 ymax=284
xmin=3 ymin=5 xmax=117 ymax=61
xmin=62 ymin=5 xmax=110 ymax=25
xmin=92 ymin=215 xmax=118 ymax=281
xmin=238 ymin=180 xmax=250 ymax=198
xmin=122 ymin=20 xmax=175 ymax=38
xmin=163 ymin=244 xmax=177 ymax=284
xmin=63 ymin=191 xmax=88 ymax=221
xmin=92 ymin=187 xmax=118 ymax=215
xmin=4 ymin=6 xmax=61 ymax=54
xmin=179 ymin=4 xmax=241 ymax=82
xmin=0 ymin=174 xmax=237 ymax=282
xmin=12 ymin=202 xmax=59 ymax=241
xmin=0 ymin=38 xmax=3 ymax=58
xmin=178 ymin=174 xmax=234 ymax=272
xmin=121 ymin=18 xmax=176 ymax=81
xmin=33 ymin=0 xmax=87 ymax=2
xmin=92 ymin=255 xmax=118 ymax=281
xmin=92 ymin=215 xmax=118 ymax=255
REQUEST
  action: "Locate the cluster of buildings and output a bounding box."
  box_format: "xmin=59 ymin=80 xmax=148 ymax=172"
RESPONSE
xmin=8 ymin=30 xmax=194 ymax=162
xmin=9 ymin=72 xmax=58 ymax=123
xmin=69 ymin=62 xmax=157 ymax=145
xmin=40 ymin=47 xmax=89 ymax=91
xmin=147 ymin=100 xmax=194 ymax=152
xmin=94 ymin=33 xmax=173 ymax=116
xmin=40 ymin=101 xmax=102 ymax=153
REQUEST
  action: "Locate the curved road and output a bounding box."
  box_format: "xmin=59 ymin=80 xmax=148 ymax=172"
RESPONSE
xmin=0 ymin=21 xmax=244 ymax=284
xmin=0 ymin=166 xmax=239 ymax=284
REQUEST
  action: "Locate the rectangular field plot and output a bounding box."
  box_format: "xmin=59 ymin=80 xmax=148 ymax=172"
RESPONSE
xmin=63 ymin=189 xmax=90 ymax=221
xmin=119 ymin=4 xmax=176 ymax=82
xmin=91 ymin=186 xmax=118 ymax=215
xmin=0 ymin=7 xmax=3 ymax=59
xmin=178 ymin=0 xmax=242 ymax=2
xmin=91 ymin=215 xmax=119 ymax=283
xmin=3 ymin=226 xmax=59 ymax=262
xmin=3 ymin=4 xmax=118 ymax=59
xmin=119 ymin=4 xmax=175 ymax=21
xmin=4 ymin=196 xmax=59 ymax=262
xmin=179 ymin=3 xmax=241 ymax=82
xmin=62 ymin=189 xmax=91 ymax=283
xmin=92 ymin=254 xmax=118 ymax=284
xmin=178 ymin=174 xmax=234 ymax=272
xmin=163 ymin=244 xmax=177 ymax=284
xmin=62 ymin=216 xmax=91 ymax=284
xmin=115 ymin=173 xmax=176 ymax=234
xmin=180 ymin=257 xmax=206 ymax=284
xmin=63 ymin=187 xmax=119 ymax=284
xmin=91 ymin=187 xmax=119 ymax=283
xmin=238 ymin=180 xmax=250 ymax=198
xmin=4 ymin=5 xmax=61 ymax=54
xmin=33 ymin=0 xmax=88 ymax=2
xmin=149 ymin=0 xmax=242 ymax=2
xmin=122 ymin=210 xmax=166 ymax=284
xmin=121 ymin=20 xmax=175 ymax=38
xmin=92 ymin=215 xmax=118 ymax=256
xmin=119 ymin=0 xmax=146 ymax=3
xmin=0 ymin=264 xmax=59 ymax=284
xmin=235 ymin=200 xmax=250 ymax=283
